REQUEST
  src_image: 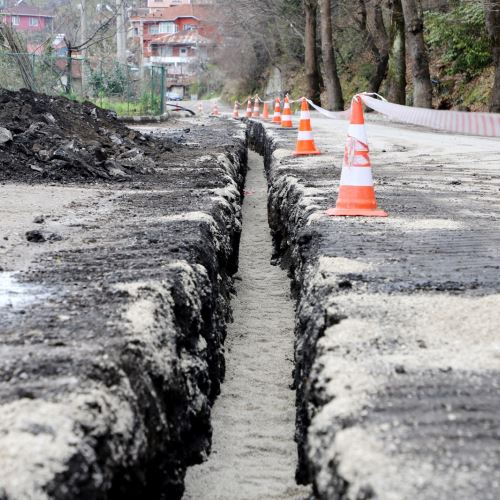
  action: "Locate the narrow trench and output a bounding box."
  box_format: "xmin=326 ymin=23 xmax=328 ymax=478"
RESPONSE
xmin=183 ymin=151 xmax=309 ymax=499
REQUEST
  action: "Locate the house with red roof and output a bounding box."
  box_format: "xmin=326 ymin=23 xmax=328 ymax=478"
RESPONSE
xmin=0 ymin=0 xmax=54 ymax=32
xmin=129 ymin=2 xmax=217 ymax=96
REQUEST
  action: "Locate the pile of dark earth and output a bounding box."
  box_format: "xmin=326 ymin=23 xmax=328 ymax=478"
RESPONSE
xmin=0 ymin=88 xmax=192 ymax=183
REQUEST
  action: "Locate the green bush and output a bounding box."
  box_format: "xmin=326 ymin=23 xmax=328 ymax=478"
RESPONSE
xmin=425 ymin=2 xmax=492 ymax=80
xmin=88 ymin=63 xmax=128 ymax=96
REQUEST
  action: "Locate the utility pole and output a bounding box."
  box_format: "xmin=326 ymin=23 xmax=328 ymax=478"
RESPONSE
xmin=80 ymin=0 xmax=87 ymax=91
xmin=116 ymin=0 xmax=127 ymax=65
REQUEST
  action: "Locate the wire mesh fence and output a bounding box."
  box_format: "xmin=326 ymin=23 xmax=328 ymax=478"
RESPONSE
xmin=0 ymin=52 xmax=167 ymax=116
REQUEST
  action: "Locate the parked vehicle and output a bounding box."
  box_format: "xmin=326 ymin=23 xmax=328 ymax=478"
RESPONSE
xmin=165 ymin=92 xmax=182 ymax=101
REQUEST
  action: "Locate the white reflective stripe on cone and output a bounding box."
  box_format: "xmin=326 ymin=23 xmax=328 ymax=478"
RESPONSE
xmin=347 ymin=124 xmax=368 ymax=147
xmin=340 ymin=166 xmax=374 ymax=187
xmin=297 ymin=131 xmax=314 ymax=140
xmin=300 ymin=111 xmax=311 ymax=119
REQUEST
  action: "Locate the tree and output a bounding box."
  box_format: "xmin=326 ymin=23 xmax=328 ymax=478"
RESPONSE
xmin=353 ymin=0 xmax=389 ymax=94
xmin=53 ymin=0 xmax=125 ymax=93
xmin=0 ymin=24 xmax=35 ymax=90
xmin=401 ymin=0 xmax=432 ymax=107
xmin=304 ymin=0 xmax=321 ymax=103
xmin=386 ymin=0 xmax=406 ymax=103
xmin=319 ymin=0 xmax=344 ymax=109
xmin=484 ymin=0 xmax=500 ymax=112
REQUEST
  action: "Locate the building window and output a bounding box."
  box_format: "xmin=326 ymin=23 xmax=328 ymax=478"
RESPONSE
xmin=149 ymin=24 xmax=159 ymax=34
xmin=159 ymin=46 xmax=173 ymax=57
xmin=158 ymin=21 xmax=176 ymax=34
xmin=29 ymin=17 xmax=39 ymax=26
xmin=11 ymin=15 xmax=20 ymax=25
xmin=179 ymin=47 xmax=188 ymax=56
xmin=183 ymin=24 xmax=196 ymax=31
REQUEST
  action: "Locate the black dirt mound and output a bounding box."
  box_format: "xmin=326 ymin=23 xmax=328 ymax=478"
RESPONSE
xmin=0 ymin=88 xmax=173 ymax=183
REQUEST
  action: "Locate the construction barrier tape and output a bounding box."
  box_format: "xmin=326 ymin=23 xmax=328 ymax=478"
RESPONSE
xmin=360 ymin=94 xmax=500 ymax=138
xmin=256 ymin=95 xmax=274 ymax=104
xmin=240 ymin=91 xmax=499 ymax=138
xmin=304 ymin=98 xmax=351 ymax=119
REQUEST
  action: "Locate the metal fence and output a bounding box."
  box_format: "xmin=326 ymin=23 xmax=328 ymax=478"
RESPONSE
xmin=0 ymin=52 xmax=167 ymax=116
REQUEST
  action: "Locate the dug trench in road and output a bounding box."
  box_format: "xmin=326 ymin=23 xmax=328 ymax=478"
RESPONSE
xmin=183 ymin=151 xmax=310 ymax=500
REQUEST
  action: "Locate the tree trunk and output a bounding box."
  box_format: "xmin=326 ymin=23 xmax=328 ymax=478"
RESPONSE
xmin=66 ymin=46 xmax=73 ymax=95
xmin=401 ymin=0 xmax=432 ymax=107
xmin=304 ymin=0 xmax=321 ymax=103
xmin=319 ymin=0 xmax=344 ymax=109
xmin=485 ymin=0 xmax=500 ymax=112
xmin=386 ymin=0 xmax=406 ymax=103
xmin=354 ymin=0 xmax=389 ymax=94
xmin=368 ymin=1 xmax=389 ymax=93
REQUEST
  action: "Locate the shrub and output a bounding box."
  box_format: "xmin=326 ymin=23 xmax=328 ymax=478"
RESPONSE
xmin=425 ymin=2 xmax=492 ymax=80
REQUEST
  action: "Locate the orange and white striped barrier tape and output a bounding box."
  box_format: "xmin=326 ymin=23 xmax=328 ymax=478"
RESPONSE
xmin=360 ymin=94 xmax=500 ymax=138
xmin=296 ymin=93 xmax=499 ymax=138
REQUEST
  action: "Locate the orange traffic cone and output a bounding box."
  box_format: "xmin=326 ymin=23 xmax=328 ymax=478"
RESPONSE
xmin=246 ymin=98 xmax=253 ymax=118
xmin=262 ymin=101 xmax=270 ymax=120
xmin=232 ymin=101 xmax=239 ymax=118
xmin=211 ymin=103 xmax=220 ymax=116
xmin=252 ymin=97 xmax=260 ymax=118
xmin=281 ymin=95 xmax=293 ymax=128
xmin=293 ymin=98 xmax=320 ymax=155
xmin=272 ymin=97 xmax=281 ymax=124
xmin=326 ymin=95 xmax=387 ymax=217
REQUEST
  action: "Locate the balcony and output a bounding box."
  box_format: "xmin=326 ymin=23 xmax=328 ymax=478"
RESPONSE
xmin=166 ymin=74 xmax=196 ymax=87
xmin=150 ymin=56 xmax=193 ymax=65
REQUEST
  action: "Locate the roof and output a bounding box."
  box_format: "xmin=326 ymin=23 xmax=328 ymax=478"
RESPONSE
xmin=130 ymin=4 xmax=211 ymax=22
xmin=152 ymin=30 xmax=213 ymax=46
xmin=0 ymin=4 xmax=54 ymax=17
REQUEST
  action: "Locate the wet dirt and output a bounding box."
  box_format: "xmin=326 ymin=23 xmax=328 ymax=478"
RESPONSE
xmin=183 ymin=151 xmax=309 ymax=500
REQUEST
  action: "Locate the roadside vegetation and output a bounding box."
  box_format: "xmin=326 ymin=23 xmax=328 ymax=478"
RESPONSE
xmin=211 ymin=0 xmax=500 ymax=112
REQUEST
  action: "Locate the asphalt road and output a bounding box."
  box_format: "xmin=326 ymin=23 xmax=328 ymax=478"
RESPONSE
xmin=247 ymin=111 xmax=500 ymax=499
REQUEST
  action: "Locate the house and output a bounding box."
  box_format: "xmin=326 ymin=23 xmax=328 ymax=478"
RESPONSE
xmin=129 ymin=3 xmax=216 ymax=96
xmin=0 ymin=0 xmax=54 ymax=32
xmin=151 ymin=29 xmax=213 ymax=95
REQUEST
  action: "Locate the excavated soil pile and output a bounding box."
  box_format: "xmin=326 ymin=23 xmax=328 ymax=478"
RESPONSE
xmin=0 ymin=88 xmax=176 ymax=182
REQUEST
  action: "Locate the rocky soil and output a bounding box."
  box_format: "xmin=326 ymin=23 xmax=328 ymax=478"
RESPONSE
xmin=0 ymin=88 xmax=182 ymax=182
xmin=247 ymin=117 xmax=500 ymax=499
xmin=0 ymin=94 xmax=247 ymax=499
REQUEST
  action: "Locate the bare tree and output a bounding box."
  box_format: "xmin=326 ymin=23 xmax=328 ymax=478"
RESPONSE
xmin=319 ymin=0 xmax=344 ymax=109
xmin=304 ymin=0 xmax=321 ymax=102
xmin=0 ymin=24 xmax=35 ymax=90
xmin=484 ymin=0 xmax=500 ymax=112
xmin=386 ymin=0 xmax=406 ymax=103
xmin=401 ymin=0 xmax=432 ymax=107
xmin=353 ymin=0 xmax=389 ymax=94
